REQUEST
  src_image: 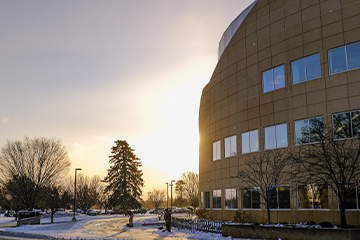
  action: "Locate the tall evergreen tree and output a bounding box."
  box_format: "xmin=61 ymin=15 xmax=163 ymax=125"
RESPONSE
xmin=103 ymin=140 xmax=144 ymax=210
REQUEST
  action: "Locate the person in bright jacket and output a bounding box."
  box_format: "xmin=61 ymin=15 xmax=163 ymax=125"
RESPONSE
xmin=163 ymin=208 xmax=172 ymax=232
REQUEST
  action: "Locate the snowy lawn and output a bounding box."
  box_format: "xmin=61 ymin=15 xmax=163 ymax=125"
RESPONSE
xmin=0 ymin=212 xmax=262 ymax=240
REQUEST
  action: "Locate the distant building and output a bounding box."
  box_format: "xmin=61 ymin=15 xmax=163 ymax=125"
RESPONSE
xmin=198 ymin=0 xmax=360 ymax=225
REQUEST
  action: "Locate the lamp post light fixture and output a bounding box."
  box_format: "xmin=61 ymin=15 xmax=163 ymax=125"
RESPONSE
xmin=170 ymin=180 xmax=175 ymax=212
xmin=165 ymin=182 xmax=169 ymax=209
xmin=72 ymin=168 xmax=82 ymax=221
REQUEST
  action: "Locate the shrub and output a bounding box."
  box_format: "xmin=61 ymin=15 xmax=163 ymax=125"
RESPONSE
xmin=193 ymin=208 xmax=209 ymax=219
xmin=233 ymin=210 xmax=251 ymax=223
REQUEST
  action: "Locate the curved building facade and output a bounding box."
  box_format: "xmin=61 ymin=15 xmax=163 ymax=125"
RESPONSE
xmin=199 ymin=0 xmax=360 ymax=224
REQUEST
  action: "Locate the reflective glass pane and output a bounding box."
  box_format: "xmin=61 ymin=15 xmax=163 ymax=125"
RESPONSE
xmin=242 ymin=189 xmax=251 ymax=208
xmin=225 ymin=189 xmax=237 ymax=209
xmin=274 ymin=65 xmax=285 ymax=90
xmin=278 ymin=186 xmax=290 ymax=209
xmin=276 ymin=123 xmax=288 ymax=148
xmin=265 ymin=126 xmax=276 ymax=150
xmin=205 ymin=192 xmax=211 ymax=208
xmin=267 ymin=186 xmax=278 ymax=209
xmin=351 ymin=110 xmax=360 ymax=138
xmin=346 ymin=42 xmax=360 ymax=70
xmin=263 ymin=69 xmax=274 ymax=93
xmin=309 ymin=117 xmax=324 ymax=143
xmin=344 ymin=185 xmax=357 ymax=209
xmin=292 ymin=58 xmax=306 ymax=84
xmin=294 ymin=119 xmax=309 ymax=145
xmin=313 ymin=184 xmax=328 ymax=209
xmin=241 ymin=132 xmax=250 ymax=154
xmin=224 ymin=137 xmax=231 ymax=158
xmin=249 ymin=130 xmax=259 ymax=152
xmin=298 ymin=185 xmax=312 ymax=209
xmin=213 ymin=190 xmax=221 ymax=209
xmin=306 ymin=54 xmax=321 ymax=80
xmin=333 ymin=113 xmax=351 ymax=139
xmin=251 ymin=188 xmax=261 ymax=209
xmin=329 ymin=47 xmax=347 ymax=74
xmin=230 ymin=136 xmax=237 ymax=156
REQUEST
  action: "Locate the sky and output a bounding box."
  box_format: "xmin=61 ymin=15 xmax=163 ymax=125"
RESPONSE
xmin=0 ymin=0 xmax=254 ymax=198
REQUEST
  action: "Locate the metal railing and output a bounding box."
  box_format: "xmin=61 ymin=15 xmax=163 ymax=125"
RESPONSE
xmin=172 ymin=217 xmax=223 ymax=234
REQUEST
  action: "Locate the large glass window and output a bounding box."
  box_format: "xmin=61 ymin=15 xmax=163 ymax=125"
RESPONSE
xmin=213 ymin=190 xmax=222 ymax=209
xmin=213 ymin=141 xmax=221 ymax=161
xmin=224 ymin=135 xmax=237 ymax=158
xmin=264 ymin=123 xmax=288 ymax=150
xmin=241 ymin=130 xmax=259 ymax=154
xmin=292 ymin=54 xmax=321 ymax=84
xmin=242 ymin=187 xmax=260 ymax=209
xmin=333 ymin=110 xmax=360 ymax=139
xmin=344 ymin=184 xmax=360 ymax=209
xmin=267 ymin=185 xmax=290 ymax=209
xmin=263 ymin=65 xmax=285 ymax=93
xmin=204 ymin=192 xmax=210 ymax=209
xmin=329 ymin=41 xmax=360 ymax=74
xmin=225 ymin=189 xmax=238 ymax=209
xmin=294 ymin=117 xmax=324 ymax=145
xmin=298 ymin=184 xmax=328 ymax=209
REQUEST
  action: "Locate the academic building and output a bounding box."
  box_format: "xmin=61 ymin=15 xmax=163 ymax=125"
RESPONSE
xmin=198 ymin=0 xmax=360 ymax=225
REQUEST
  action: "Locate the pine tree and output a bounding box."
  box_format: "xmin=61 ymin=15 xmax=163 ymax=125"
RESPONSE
xmin=103 ymin=140 xmax=144 ymax=210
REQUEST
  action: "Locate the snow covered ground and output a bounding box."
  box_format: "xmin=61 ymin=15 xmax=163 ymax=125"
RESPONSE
xmin=0 ymin=212 xmax=260 ymax=240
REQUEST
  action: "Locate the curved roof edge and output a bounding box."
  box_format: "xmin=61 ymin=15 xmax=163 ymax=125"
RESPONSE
xmin=218 ymin=0 xmax=258 ymax=60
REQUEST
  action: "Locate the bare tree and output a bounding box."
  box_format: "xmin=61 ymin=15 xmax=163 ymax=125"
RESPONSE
xmin=76 ymin=174 xmax=101 ymax=212
xmin=237 ymin=150 xmax=291 ymax=224
xmin=148 ymin=189 xmax=166 ymax=209
xmin=0 ymin=136 xmax=71 ymax=210
xmin=290 ymin=123 xmax=360 ymax=227
xmin=180 ymin=171 xmax=199 ymax=208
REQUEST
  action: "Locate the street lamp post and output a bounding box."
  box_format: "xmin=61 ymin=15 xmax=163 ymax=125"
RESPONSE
xmin=72 ymin=168 xmax=82 ymax=221
xmin=170 ymin=180 xmax=175 ymax=212
xmin=165 ymin=182 xmax=169 ymax=209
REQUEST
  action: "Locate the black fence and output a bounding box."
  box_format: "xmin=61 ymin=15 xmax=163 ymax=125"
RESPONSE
xmin=172 ymin=217 xmax=223 ymax=234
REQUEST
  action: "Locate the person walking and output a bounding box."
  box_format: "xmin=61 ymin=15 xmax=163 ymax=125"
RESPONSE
xmin=126 ymin=210 xmax=134 ymax=227
xmin=163 ymin=208 xmax=171 ymax=232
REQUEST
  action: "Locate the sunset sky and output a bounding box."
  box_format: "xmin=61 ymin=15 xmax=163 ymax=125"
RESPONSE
xmin=0 ymin=0 xmax=254 ymax=197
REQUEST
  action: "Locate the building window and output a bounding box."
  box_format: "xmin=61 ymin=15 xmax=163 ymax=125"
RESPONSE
xmin=213 ymin=140 xmax=221 ymax=161
xmin=333 ymin=110 xmax=360 ymax=140
xmin=241 ymin=130 xmax=259 ymax=154
xmin=213 ymin=190 xmax=222 ymax=209
xmin=329 ymin=41 xmax=360 ymax=74
xmin=267 ymin=185 xmax=290 ymax=209
xmin=262 ymin=65 xmax=285 ymax=93
xmin=344 ymin=184 xmax=360 ymax=209
xmin=298 ymin=184 xmax=328 ymax=209
xmin=204 ymin=192 xmax=210 ymax=209
xmin=294 ymin=117 xmax=324 ymax=145
xmin=291 ymin=54 xmax=321 ymax=84
xmin=225 ymin=189 xmax=238 ymax=209
xmin=224 ymin=135 xmax=237 ymax=158
xmin=242 ymin=187 xmax=260 ymax=209
xmin=264 ymin=123 xmax=288 ymax=150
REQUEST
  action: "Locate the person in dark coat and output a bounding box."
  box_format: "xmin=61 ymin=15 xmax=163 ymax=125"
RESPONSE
xmin=126 ymin=210 xmax=134 ymax=227
xmin=163 ymin=208 xmax=172 ymax=232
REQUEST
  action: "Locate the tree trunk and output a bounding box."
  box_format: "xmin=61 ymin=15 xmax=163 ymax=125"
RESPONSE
xmin=339 ymin=201 xmax=347 ymax=227
xmin=51 ymin=210 xmax=54 ymax=223
xmin=266 ymin=206 xmax=271 ymax=224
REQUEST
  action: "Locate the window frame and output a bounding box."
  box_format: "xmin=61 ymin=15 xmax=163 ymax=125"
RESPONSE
xmin=297 ymin=184 xmax=329 ymax=210
xmin=332 ymin=110 xmax=360 ymax=140
xmin=262 ymin=65 xmax=285 ymax=93
xmin=212 ymin=189 xmax=222 ymax=209
xmin=329 ymin=41 xmax=360 ymax=75
xmin=264 ymin=123 xmax=288 ymax=150
xmin=242 ymin=187 xmax=261 ymax=210
xmin=294 ymin=116 xmax=324 ymax=145
xmin=291 ymin=53 xmax=321 ymax=84
xmin=212 ymin=140 xmax=221 ymax=161
xmin=204 ymin=191 xmax=211 ymax=209
xmin=266 ymin=185 xmax=291 ymax=210
xmin=225 ymin=188 xmax=238 ymax=210
xmin=241 ymin=129 xmax=259 ymax=154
